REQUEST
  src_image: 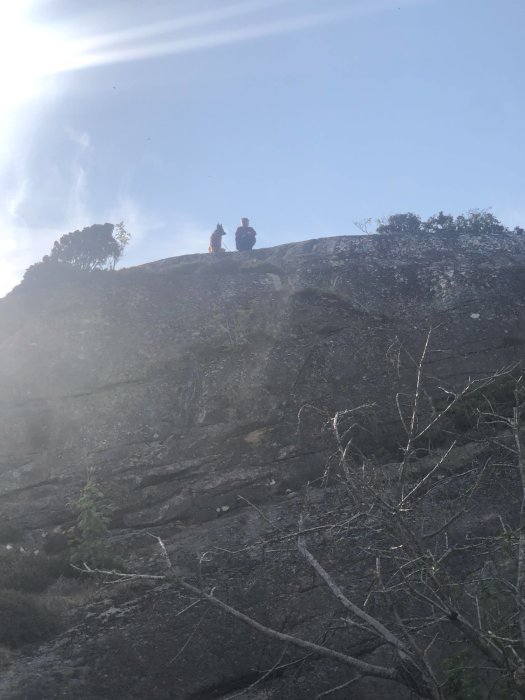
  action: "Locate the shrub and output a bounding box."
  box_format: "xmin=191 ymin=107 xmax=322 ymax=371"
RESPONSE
xmin=68 ymin=477 xmax=116 ymax=569
xmin=432 ymin=374 xmax=517 ymax=434
xmin=43 ymin=532 xmax=69 ymax=555
xmin=376 ymin=212 xmax=422 ymax=235
xmin=0 ymin=589 xmax=60 ymax=649
xmin=21 ymin=222 xmax=132 ymax=288
xmin=0 ymin=551 xmax=75 ymax=593
xmin=376 ymin=208 xmax=523 ymax=237
xmin=48 ymin=223 xmax=121 ymax=271
xmin=19 ymin=259 xmax=83 ymax=289
xmin=444 ymin=652 xmax=481 ymax=700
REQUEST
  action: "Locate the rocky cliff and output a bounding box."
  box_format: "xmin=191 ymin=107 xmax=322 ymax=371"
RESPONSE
xmin=1 ymin=233 xmax=525 ymax=699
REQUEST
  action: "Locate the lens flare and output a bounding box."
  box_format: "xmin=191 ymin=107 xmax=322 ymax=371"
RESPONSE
xmin=0 ymin=3 xmax=66 ymax=110
xmin=0 ymin=0 xmax=425 ymax=113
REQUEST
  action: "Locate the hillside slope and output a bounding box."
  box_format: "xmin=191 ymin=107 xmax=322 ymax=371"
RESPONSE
xmin=1 ymin=233 xmax=525 ymax=698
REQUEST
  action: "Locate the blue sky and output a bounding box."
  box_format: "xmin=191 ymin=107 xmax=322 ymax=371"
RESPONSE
xmin=0 ymin=0 xmax=524 ymax=296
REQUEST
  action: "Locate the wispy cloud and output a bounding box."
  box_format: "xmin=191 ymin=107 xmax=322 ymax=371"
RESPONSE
xmin=0 ymin=127 xmax=93 ymax=297
xmin=151 ymin=214 xmax=212 ymax=258
xmin=0 ymin=216 xmax=57 ymax=298
xmin=0 ymin=0 xmax=433 ymax=297
xmin=0 ymin=125 xmax=184 ymax=296
xmin=109 ymin=195 xmax=165 ymax=255
xmin=66 ymin=128 xmax=92 ymax=229
xmin=117 ymin=209 xmax=213 ymax=268
xmin=40 ymin=0 xmax=429 ymax=74
xmin=73 ymin=0 xmax=290 ymax=53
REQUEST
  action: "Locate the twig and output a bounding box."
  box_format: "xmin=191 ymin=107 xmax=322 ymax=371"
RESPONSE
xmin=237 ymin=496 xmax=285 ymax=534
xmin=400 ymin=441 xmax=456 ymax=507
xmin=297 ymin=537 xmax=412 ymax=656
xmin=316 ymin=674 xmax=363 ymax=698
xmin=223 ymin=646 xmax=288 ymax=700
xmin=72 ymin=563 xmax=165 ymax=581
xmin=168 ymin=608 xmax=209 ymax=664
xmin=399 ymin=328 xmax=433 ymax=498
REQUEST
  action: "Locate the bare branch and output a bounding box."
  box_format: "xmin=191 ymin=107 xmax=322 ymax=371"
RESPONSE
xmin=224 ymin=647 xmax=288 ymax=700
xmin=175 ymin=575 xmax=401 ymax=682
xmin=297 ymin=537 xmax=417 ymax=657
xmin=316 ymin=674 xmax=363 ymax=698
xmin=168 ymin=609 xmax=209 ymax=664
xmin=399 ymin=328 xmax=433 ymax=498
xmin=400 ymin=441 xmax=457 ymax=507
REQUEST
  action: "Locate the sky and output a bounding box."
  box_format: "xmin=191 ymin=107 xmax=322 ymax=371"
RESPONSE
xmin=0 ymin=0 xmax=524 ymax=297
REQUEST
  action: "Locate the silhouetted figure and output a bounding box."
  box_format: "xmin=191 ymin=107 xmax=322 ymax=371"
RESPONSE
xmin=209 ymin=224 xmax=227 ymax=253
xmin=235 ymin=217 xmax=257 ymax=252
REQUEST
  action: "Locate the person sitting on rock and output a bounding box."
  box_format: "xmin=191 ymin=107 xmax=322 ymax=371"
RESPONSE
xmin=209 ymin=224 xmax=227 ymax=253
xmin=235 ymin=217 xmax=257 ymax=252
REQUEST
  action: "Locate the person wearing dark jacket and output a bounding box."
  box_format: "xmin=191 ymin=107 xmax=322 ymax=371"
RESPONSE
xmin=209 ymin=223 xmax=227 ymax=253
xmin=235 ymin=217 xmax=256 ymax=251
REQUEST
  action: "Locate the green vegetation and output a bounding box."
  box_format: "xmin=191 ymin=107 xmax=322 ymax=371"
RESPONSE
xmin=0 ymin=551 xmax=75 ymax=593
xmin=113 ymin=221 xmax=132 ymax=260
xmin=46 ymin=222 xmax=129 ymax=270
xmin=444 ymin=652 xmax=482 ymax=700
xmin=0 ymin=533 xmax=88 ymax=655
xmin=432 ymin=373 xmax=518 ymax=434
xmin=374 ymin=209 xmax=524 ymax=236
xmin=377 ymin=211 xmax=424 ymax=235
xmin=68 ymin=476 xmax=116 ymax=569
xmin=21 ymin=221 xmax=131 ymax=287
xmin=0 ymin=589 xmax=60 ymax=649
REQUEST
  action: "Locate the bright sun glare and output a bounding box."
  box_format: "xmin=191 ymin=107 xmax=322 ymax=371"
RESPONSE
xmin=0 ymin=0 xmax=389 ymax=113
xmin=0 ymin=2 xmax=69 ymax=112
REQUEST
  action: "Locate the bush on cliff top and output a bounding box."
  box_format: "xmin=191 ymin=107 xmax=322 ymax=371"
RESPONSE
xmin=375 ymin=208 xmax=524 ymax=236
xmin=20 ymin=221 xmax=131 ymax=289
xmin=47 ymin=222 xmax=127 ymax=271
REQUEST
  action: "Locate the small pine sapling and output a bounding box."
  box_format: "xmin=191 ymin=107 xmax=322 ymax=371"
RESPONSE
xmin=69 ymin=476 xmax=113 ymax=568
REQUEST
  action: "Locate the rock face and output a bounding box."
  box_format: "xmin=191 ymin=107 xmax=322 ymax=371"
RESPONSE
xmin=1 ymin=232 xmax=525 ymax=698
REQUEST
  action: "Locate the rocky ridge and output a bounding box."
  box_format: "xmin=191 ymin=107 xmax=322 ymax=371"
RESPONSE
xmin=1 ymin=232 xmax=525 ymax=698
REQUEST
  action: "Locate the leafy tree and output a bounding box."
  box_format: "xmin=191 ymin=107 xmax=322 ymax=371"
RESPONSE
xmin=20 ymin=222 xmax=131 ymax=289
xmin=20 ymin=258 xmax=81 ymax=288
xmin=455 ymin=208 xmax=507 ymax=236
xmin=375 ymin=208 xmax=522 ymax=237
xmin=376 ymin=212 xmax=422 ymax=235
xmin=48 ymin=222 xmax=129 ymax=271
xmin=422 ymin=210 xmax=455 ymax=234
xmin=113 ymin=221 xmax=131 ymax=265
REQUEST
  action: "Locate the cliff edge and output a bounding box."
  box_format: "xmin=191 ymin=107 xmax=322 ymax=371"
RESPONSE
xmin=1 ymin=232 xmax=525 ymax=698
